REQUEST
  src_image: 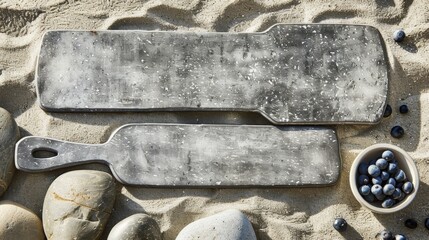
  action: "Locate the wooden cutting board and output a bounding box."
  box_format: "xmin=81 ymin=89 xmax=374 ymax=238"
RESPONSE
xmin=36 ymin=24 xmax=389 ymax=124
xmin=15 ymin=124 xmax=340 ymax=187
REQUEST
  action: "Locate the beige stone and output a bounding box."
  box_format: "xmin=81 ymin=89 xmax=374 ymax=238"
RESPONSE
xmin=107 ymin=213 xmax=162 ymax=240
xmin=43 ymin=170 xmax=116 ymax=240
xmin=0 ymin=107 xmax=19 ymax=196
xmin=0 ymin=200 xmax=44 ymax=240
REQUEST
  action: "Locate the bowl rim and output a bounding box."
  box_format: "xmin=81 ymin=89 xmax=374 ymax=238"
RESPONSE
xmin=349 ymin=143 xmax=419 ymax=214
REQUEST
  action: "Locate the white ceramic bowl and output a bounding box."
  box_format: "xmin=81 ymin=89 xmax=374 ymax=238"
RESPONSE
xmin=350 ymin=143 xmax=419 ymax=214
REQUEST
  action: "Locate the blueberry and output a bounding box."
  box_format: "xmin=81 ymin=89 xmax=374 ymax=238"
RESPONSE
xmin=391 ymin=126 xmax=405 ymax=138
xmin=383 ymin=184 xmax=395 ymax=195
xmin=372 ymin=176 xmax=382 ymax=185
xmin=379 ymin=230 xmax=393 ymax=240
xmin=394 ymin=170 xmax=407 ymax=182
xmin=368 ymin=165 xmax=381 ymax=177
xmin=387 ymin=177 xmax=396 ymax=186
xmin=425 ymin=218 xmax=429 ymax=230
xmin=395 ymin=234 xmax=407 ymax=240
xmin=383 ymin=104 xmax=392 ymax=118
xmin=376 ymin=193 xmax=386 ymax=201
xmin=371 ymin=184 xmax=383 ymax=196
xmin=399 ymin=105 xmax=408 ymax=114
xmin=360 ymin=185 xmax=371 ymax=196
xmin=364 ymin=193 xmax=375 ymax=203
xmin=382 ymin=150 xmax=395 ymax=161
xmin=382 ymin=198 xmax=395 ymax=208
xmin=392 ymin=188 xmax=402 ymax=200
xmin=376 ymin=158 xmax=388 ymax=170
xmin=358 ymin=175 xmax=370 ymax=185
xmin=387 ymin=163 xmax=398 ymax=174
xmin=358 ymin=163 xmax=369 ymax=175
xmin=393 ymin=30 xmax=406 ymax=42
xmin=333 ymin=218 xmax=347 ymax=232
xmin=404 ymin=218 xmax=417 ymax=229
xmin=402 ymin=182 xmax=413 ymax=194
xmin=397 ymin=191 xmax=406 ymax=201
xmin=381 ymin=171 xmax=390 ymax=181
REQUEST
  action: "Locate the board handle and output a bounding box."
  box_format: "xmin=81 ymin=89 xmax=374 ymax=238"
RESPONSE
xmin=15 ymin=136 xmax=107 ymax=172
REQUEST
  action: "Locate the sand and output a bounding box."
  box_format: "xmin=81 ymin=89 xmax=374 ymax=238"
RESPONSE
xmin=1 ymin=0 xmax=429 ymax=239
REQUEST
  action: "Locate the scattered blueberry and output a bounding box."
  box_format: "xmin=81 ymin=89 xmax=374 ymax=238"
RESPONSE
xmin=371 ymin=184 xmax=383 ymax=196
xmin=358 ymin=175 xmax=370 ymax=185
xmin=393 ymin=30 xmax=406 ymax=42
xmin=382 ymin=150 xmax=394 ymax=161
xmin=381 ymin=171 xmax=390 ymax=181
xmin=379 ymin=230 xmax=393 ymax=240
xmin=387 ymin=178 xmax=396 ymax=186
xmin=399 ymin=105 xmax=409 ymax=114
xmin=425 ymin=218 xmax=429 ymax=230
xmin=388 ymin=163 xmax=398 ymax=174
xmin=382 ymin=198 xmax=395 ymax=208
xmin=404 ymin=218 xmax=417 ymax=229
xmin=376 ymin=193 xmax=386 ymax=201
xmin=395 ymin=234 xmax=407 ymax=240
xmin=376 ymin=158 xmax=388 ymax=170
xmin=402 ymin=182 xmax=413 ymax=194
xmin=360 ymin=185 xmax=371 ymax=195
xmin=392 ymin=188 xmax=402 ymax=200
xmin=364 ymin=193 xmax=375 ymax=203
xmin=383 ymin=104 xmax=392 ymax=118
xmin=368 ymin=165 xmax=381 ymax=177
xmin=383 ymin=184 xmax=395 ymax=195
xmin=333 ymin=218 xmax=347 ymax=232
xmin=391 ymin=126 xmax=405 ymax=138
xmin=358 ymin=163 xmax=369 ymax=175
xmin=372 ymin=176 xmax=383 ymax=185
xmin=394 ymin=170 xmax=407 ymax=182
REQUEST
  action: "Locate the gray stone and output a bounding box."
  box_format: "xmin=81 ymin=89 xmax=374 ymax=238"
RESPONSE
xmin=176 ymin=209 xmax=257 ymax=240
xmin=42 ymin=170 xmax=116 ymax=240
xmin=16 ymin=124 xmax=340 ymax=186
xmin=0 ymin=107 xmax=19 ymax=196
xmin=37 ymin=24 xmax=388 ymax=124
xmin=0 ymin=200 xmax=44 ymax=240
xmin=107 ymin=213 xmax=162 ymax=240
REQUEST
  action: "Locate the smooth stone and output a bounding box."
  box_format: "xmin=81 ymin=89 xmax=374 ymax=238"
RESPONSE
xmin=0 ymin=200 xmax=44 ymax=240
xmin=43 ymin=170 xmax=116 ymax=240
xmin=107 ymin=213 xmax=162 ymax=240
xmin=0 ymin=107 xmax=20 ymax=196
xmin=176 ymin=209 xmax=257 ymax=240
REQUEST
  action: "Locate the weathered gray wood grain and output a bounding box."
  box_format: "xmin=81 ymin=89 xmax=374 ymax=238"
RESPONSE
xmin=36 ymin=24 xmax=389 ymax=124
xmin=15 ymin=124 xmax=340 ymax=186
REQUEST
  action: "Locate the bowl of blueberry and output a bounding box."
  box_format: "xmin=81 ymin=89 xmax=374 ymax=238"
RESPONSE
xmin=350 ymin=143 xmax=419 ymax=214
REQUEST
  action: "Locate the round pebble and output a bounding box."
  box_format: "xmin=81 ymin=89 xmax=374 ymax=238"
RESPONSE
xmin=43 ymin=170 xmax=116 ymax=240
xmin=404 ymin=219 xmax=417 ymax=229
xmin=176 ymin=209 xmax=257 ymax=240
xmin=391 ymin=126 xmax=405 ymax=138
xmin=0 ymin=200 xmax=44 ymax=240
xmin=107 ymin=213 xmax=162 ymax=240
xmin=0 ymin=107 xmax=20 ymax=196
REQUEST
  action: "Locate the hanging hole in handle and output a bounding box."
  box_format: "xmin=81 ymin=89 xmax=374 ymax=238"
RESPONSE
xmin=32 ymin=148 xmax=58 ymax=158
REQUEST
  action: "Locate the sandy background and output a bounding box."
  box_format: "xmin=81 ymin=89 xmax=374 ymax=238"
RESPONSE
xmin=1 ymin=0 xmax=429 ymax=239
